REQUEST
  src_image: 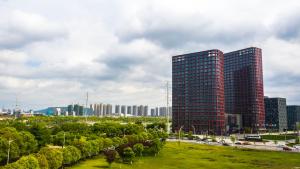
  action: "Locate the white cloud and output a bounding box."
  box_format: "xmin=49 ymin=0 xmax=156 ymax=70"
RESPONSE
xmin=0 ymin=0 xmax=300 ymax=109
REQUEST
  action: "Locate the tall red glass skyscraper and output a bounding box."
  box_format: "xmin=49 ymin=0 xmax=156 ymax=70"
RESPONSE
xmin=172 ymin=49 xmax=225 ymax=134
xmin=224 ymin=47 xmax=265 ymax=131
xmin=172 ymin=47 xmax=265 ymax=134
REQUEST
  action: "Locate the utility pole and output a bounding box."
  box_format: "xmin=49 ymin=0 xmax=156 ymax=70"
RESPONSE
xmin=14 ymin=96 xmax=19 ymax=119
xmin=166 ymin=81 xmax=170 ymax=133
xmin=7 ymin=139 xmax=15 ymax=165
xmin=63 ymin=132 xmax=66 ymax=148
xmin=85 ymin=92 xmax=89 ymax=123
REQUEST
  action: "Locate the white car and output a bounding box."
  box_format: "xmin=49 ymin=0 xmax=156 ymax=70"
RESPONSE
xmin=293 ymin=145 xmax=300 ymax=150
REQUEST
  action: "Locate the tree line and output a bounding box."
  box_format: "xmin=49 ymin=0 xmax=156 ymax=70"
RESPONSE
xmin=0 ymin=117 xmax=168 ymax=169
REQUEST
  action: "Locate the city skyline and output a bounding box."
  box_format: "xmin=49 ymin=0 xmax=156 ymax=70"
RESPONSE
xmin=1 ymin=0 xmax=300 ymax=110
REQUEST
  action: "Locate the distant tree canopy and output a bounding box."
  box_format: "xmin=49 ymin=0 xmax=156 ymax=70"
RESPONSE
xmin=0 ymin=116 xmax=168 ymax=168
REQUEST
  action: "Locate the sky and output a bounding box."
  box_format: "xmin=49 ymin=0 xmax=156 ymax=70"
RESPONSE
xmin=1 ymin=0 xmax=300 ymax=110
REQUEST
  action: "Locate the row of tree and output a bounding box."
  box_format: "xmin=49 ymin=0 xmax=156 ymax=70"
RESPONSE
xmin=0 ymin=117 xmax=168 ymax=169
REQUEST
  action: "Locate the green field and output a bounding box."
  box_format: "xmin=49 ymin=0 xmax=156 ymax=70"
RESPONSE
xmin=69 ymin=142 xmax=300 ymax=169
xmin=261 ymin=134 xmax=297 ymax=140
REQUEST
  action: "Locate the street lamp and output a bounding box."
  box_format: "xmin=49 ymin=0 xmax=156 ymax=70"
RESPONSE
xmin=191 ymin=125 xmax=196 ymax=135
xmin=179 ymin=126 xmax=184 ymax=141
xmin=63 ymin=132 xmax=66 ymax=148
xmin=7 ymin=139 xmax=15 ymax=165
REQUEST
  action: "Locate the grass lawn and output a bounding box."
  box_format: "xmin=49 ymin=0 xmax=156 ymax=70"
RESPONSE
xmin=69 ymin=142 xmax=300 ymax=169
xmin=261 ymin=135 xmax=297 ymax=140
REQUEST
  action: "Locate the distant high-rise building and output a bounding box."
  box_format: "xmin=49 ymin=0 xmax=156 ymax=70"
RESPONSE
xmin=159 ymin=107 xmax=167 ymax=117
xmin=143 ymin=106 xmax=148 ymax=116
xmin=127 ymin=106 xmax=132 ymax=115
xmin=121 ymin=105 xmax=126 ymax=116
xmin=151 ymin=108 xmax=155 ymax=116
xmin=115 ymin=105 xmax=120 ymax=115
xmin=107 ymin=104 xmax=113 ymax=116
xmin=90 ymin=104 xmax=94 ymax=116
xmin=287 ymin=106 xmax=300 ymax=130
xmin=102 ymin=104 xmax=107 ymax=116
xmin=132 ymin=105 xmax=138 ymax=116
xmin=264 ymin=97 xmax=287 ymax=132
xmin=138 ymin=105 xmax=144 ymax=116
xmin=155 ymin=107 xmax=159 ymax=116
xmin=224 ymin=47 xmax=265 ymax=131
xmin=172 ymin=49 xmax=225 ymax=134
xmin=67 ymin=105 xmax=74 ymax=116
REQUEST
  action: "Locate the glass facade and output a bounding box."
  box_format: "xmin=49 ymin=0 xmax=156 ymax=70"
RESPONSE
xmin=287 ymin=106 xmax=300 ymax=130
xmin=172 ymin=49 xmax=225 ymax=134
xmin=264 ymin=97 xmax=287 ymax=132
xmin=224 ymin=47 xmax=265 ymax=130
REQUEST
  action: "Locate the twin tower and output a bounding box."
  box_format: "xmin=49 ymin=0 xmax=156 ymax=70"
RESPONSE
xmin=172 ymin=47 xmax=265 ymax=134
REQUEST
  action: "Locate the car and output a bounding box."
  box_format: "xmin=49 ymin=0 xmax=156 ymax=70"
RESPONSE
xmin=277 ymin=144 xmax=285 ymax=148
xmin=293 ymin=145 xmax=300 ymax=149
xmin=222 ymin=143 xmax=230 ymax=146
xmin=283 ymin=146 xmax=292 ymax=151
xmin=242 ymin=141 xmax=251 ymax=145
xmin=245 ymin=135 xmax=262 ymax=141
xmin=235 ymin=142 xmax=242 ymax=145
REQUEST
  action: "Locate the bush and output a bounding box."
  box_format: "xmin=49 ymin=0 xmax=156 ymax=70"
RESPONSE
xmin=72 ymin=137 xmax=92 ymax=159
xmin=17 ymin=155 xmax=40 ymax=169
xmin=133 ymin=143 xmax=144 ymax=157
xmin=122 ymin=147 xmax=135 ymax=164
xmin=188 ymin=131 xmax=193 ymax=140
xmin=39 ymin=147 xmax=63 ymax=169
xmin=104 ymin=149 xmax=118 ymax=168
xmin=3 ymin=155 xmax=39 ymax=169
xmin=63 ymin=146 xmax=81 ymax=165
xmin=2 ymin=162 xmax=23 ymax=169
xmin=34 ymin=153 xmax=48 ymax=169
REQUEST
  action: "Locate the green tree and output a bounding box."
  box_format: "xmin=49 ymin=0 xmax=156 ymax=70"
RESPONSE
xmin=104 ymin=149 xmax=118 ymax=168
xmin=2 ymin=161 xmax=23 ymax=169
xmin=0 ymin=137 xmax=8 ymax=163
xmin=72 ymin=137 xmax=92 ymax=158
xmin=89 ymin=140 xmax=100 ymax=156
xmin=34 ymin=153 xmax=48 ymax=169
xmin=30 ymin=123 xmax=51 ymax=147
xmin=103 ymin=138 xmax=113 ymax=149
xmin=39 ymin=147 xmax=63 ymax=169
xmin=150 ymin=138 xmax=162 ymax=156
xmin=133 ymin=143 xmax=144 ymax=157
xmin=62 ymin=146 xmax=82 ymax=166
xmin=230 ymin=135 xmax=236 ymax=145
xmin=17 ymin=155 xmax=40 ymax=169
xmin=0 ymin=127 xmax=22 ymax=160
xmin=188 ymin=131 xmax=193 ymax=140
xmin=19 ymin=131 xmax=38 ymax=155
xmin=122 ymin=147 xmax=135 ymax=164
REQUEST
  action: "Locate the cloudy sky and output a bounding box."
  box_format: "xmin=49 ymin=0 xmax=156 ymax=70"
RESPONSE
xmin=1 ymin=0 xmax=300 ymax=110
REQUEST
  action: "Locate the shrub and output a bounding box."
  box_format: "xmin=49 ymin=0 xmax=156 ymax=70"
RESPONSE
xmin=39 ymin=147 xmax=63 ymax=169
xmin=133 ymin=143 xmax=144 ymax=157
xmin=17 ymin=155 xmax=40 ymax=169
xmin=34 ymin=153 xmax=48 ymax=169
xmin=63 ymin=146 xmax=81 ymax=165
xmin=104 ymin=149 xmax=118 ymax=168
xmin=122 ymin=147 xmax=135 ymax=164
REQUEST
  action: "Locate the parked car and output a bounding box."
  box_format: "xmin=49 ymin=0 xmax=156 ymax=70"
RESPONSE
xmin=242 ymin=141 xmax=251 ymax=145
xmin=283 ymin=146 xmax=292 ymax=151
xmin=222 ymin=143 xmax=230 ymax=146
xmin=235 ymin=142 xmax=242 ymax=145
xmin=293 ymin=145 xmax=300 ymax=150
xmin=245 ymin=135 xmax=262 ymax=141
